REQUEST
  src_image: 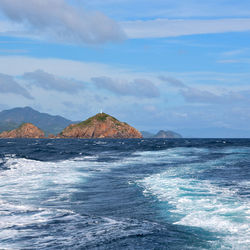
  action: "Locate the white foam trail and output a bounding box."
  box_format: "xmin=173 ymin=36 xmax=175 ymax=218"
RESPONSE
xmin=0 ymin=148 xmax=197 ymax=247
xmin=0 ymin=151 xmax=151 ymax=211
xmin=0 ymin=156 xmax=108 ymax=224
xmin=137 ymin=148 xmax=250 ymax=249
xmin=0 ymin=154 xmax=140 ymax=248
xmin=0 ymin=157 xmax=91 ymax=199
xmin=132 ymin=147 xmax=204 ymax=166
xmin=0 ymin=154 xmax=126 ymax=203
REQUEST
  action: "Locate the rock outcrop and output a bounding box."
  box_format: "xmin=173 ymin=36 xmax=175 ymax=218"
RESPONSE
xmin=0 ymin=123 xmax=45 ymax=138
xmin=59 ymin=113 xmax=142 ymax=139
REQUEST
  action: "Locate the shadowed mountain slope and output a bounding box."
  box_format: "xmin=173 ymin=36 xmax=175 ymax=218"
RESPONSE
xmin=0 ymin=107 xmax=73 ymax=135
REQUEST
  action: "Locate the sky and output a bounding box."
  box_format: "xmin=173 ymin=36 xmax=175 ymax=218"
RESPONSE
xmin=0 ymin=0 xmax=250 ymax=137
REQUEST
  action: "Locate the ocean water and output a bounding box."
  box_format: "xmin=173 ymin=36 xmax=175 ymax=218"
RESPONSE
xmin=0 ymin=139 xmax=249 ymax=249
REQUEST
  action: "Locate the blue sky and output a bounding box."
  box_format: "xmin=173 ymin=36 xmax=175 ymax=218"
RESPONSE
xmin=0 ymin=0 xmax=250 ymax=137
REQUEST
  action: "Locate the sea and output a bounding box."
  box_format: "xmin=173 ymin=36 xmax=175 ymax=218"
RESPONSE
xmin=0 ymin=138 xmax=249 ymax=249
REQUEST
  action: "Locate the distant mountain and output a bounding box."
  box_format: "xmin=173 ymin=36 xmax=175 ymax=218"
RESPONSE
xmin=141 ymin=130 xmax=182 ymax=138
xmin=0 ymin=107 xmax=73 ymax=135
xmin=154 ymin=130 xmax=182 ymax=138
xmin=0 ymin=121 xmax=20 ymax=133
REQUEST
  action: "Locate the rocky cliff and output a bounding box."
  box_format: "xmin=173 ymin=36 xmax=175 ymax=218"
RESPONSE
xmin=59 ymin=113 xmax=142 ymax=139
xmin=0 ymin=123 xmax=45 ymax=138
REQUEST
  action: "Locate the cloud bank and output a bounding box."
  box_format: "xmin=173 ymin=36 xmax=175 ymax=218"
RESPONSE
xmin=122 ymin=18 xmax=250 ymax=38
xmin=180 ymin=88 xmax=244 ymax=104
xmin=23 ymin=70 xmax=85 ymax=93
xmin=159 ymin=75 xmax=246 ymax=104
xmin=0 ymin=73 xmax=33 ymax=99
xmin=0 ymin=0 xmax=125 ymax=44
xmin=159 ymin=76 xmax=187 ymax=88
xmin=92 ymin=76 xmax=160 ymax=98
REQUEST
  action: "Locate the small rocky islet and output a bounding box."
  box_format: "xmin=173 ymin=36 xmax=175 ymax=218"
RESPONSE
xmin=0 ymin=113 xmax=142 ymax=139
xmin=0 ymin=123 xmax=45 ymax=138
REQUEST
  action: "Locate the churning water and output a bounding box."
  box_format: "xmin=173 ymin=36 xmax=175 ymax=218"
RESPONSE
xmin=0 ymin=139 xmax=249 ymax=249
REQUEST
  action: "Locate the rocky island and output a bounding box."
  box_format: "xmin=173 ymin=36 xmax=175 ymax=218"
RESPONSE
xmin=141 ymin=130 xmax=182 ymax=138
xmin=154 ymin=130 xmax=182 ymax=138
xmin=0 ymin=111 xmax=142 ymax=139
xmin=59 ymin=113 xmax=142 ymax=139
xmin=0 ymin=123 xmax=45 ymax=138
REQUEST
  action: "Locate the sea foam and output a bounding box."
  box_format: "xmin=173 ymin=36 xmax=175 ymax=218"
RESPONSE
xmin=137 ymin=147 xmax=250 ymax=249
xmin=0 ymin=154 xmax=159 ymax=248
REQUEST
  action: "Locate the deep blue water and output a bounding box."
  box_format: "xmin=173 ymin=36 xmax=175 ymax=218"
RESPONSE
xmin=0 ymin=139 xmax=249 ymax=249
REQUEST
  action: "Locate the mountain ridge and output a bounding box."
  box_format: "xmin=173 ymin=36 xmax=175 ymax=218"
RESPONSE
xmin=0 ymin=107 xmax=73 ymax=135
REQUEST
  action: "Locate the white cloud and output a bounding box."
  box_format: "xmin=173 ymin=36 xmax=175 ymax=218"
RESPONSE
xmin=0 ymin=0 xmax=125 ymax=44
xmin=121 ymin=18 xmax=250 ymax=38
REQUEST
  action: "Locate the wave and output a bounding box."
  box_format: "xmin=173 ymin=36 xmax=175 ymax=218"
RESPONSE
xmin=1 ymin=143 xmax=249 ymax=248
xmin=0 ymin=155 xmax=161 ymax=248
xmin=137 ymin=147 xmax=250 ymax=249
xmin=0 ymin=198 xmax=159 ymax=249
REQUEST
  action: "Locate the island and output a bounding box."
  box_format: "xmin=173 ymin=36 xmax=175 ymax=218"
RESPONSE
xmin=0 ymin=123 xmax=45 ymax=138
xmin=154 ymin=130 xmax=182 ymax=138
xmin=141 ymin=130 xmax=182 ymax=138
xmin=0 ymin=111 xmax=184 ymax=139
xmin=59 ymin=113 xmax=142 ymax=139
